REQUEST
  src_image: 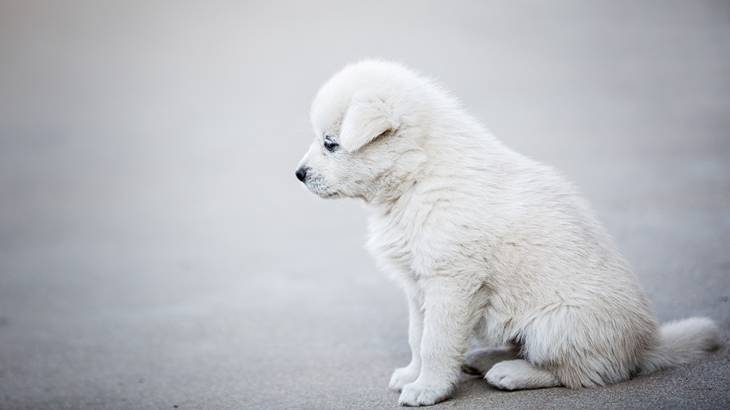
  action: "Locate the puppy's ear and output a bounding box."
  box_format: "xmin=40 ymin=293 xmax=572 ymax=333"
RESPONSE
xmin=340 ymin=91 xmax=398 ymax=152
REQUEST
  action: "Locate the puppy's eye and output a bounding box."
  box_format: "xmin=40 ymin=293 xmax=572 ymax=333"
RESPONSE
xmin=323 ymin=135 xmax=339 ymax=152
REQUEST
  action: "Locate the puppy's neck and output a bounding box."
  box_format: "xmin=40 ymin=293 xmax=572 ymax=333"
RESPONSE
xmin=366 ymin=177 xmax=420 ymax=214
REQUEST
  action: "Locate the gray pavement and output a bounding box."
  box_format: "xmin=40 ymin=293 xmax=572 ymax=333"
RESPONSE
xmin=1 ymin=1 xmax=729 ymax=409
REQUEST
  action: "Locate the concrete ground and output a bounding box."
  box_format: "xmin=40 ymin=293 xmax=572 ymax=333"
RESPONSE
xmin=1 ymin=1 xmax=729 ymax=409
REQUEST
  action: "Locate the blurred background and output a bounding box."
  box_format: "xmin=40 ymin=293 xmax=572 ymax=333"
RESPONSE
xmin=1 ymin=1 xmax=729 ymax=409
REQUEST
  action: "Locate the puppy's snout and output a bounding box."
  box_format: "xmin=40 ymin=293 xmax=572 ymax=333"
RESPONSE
xmin=295 ymin=166 xmax=309 ymax=182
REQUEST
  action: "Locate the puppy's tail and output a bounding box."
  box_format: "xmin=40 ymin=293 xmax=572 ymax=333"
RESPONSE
xmin=640 ymin=317 xmax=722 ymax=374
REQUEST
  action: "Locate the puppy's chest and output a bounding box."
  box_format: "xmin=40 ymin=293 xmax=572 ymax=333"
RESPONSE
xmin=366 ymin=211 xmax=438 ymax=278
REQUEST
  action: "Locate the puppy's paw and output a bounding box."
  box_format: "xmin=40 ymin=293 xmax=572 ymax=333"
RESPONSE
xmin=398 ymin=380 xmax=452 ymax=407
xmin=389 ymin=365 xmax=420 ymax=391
xmin=485 ymin=360 xmax=559 ymax=391
xmin=485 ymin=361 xmax=522 ymax=390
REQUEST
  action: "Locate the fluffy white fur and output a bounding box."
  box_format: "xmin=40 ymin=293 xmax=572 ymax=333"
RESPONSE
xmin=296 ymin=60 xmax=721 ymax=406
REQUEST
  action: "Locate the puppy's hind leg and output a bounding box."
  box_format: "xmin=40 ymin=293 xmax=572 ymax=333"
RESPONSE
xmin=486 ymin=360 xmax=560 ymax=391
xmin=462 ymin=346 xmax=520 ymax=376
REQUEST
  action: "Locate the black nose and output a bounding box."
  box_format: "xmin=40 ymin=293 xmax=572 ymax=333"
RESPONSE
xmin=295 ymin=167 xmax=308 ymax=182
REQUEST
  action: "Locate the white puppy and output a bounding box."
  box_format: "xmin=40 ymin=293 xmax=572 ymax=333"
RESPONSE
xmin=295 ymin=60 xmax=721 ymax=406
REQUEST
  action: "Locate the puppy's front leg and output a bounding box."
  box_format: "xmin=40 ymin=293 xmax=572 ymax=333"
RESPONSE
xmin=389 ymin=280 xmax=423 ymax=391
xmin=398 ymin=277 xmax=479 ymax=406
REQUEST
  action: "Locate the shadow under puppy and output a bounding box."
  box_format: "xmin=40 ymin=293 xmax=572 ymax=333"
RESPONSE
xmin=295 ymin=60 xmax=721 ymax=407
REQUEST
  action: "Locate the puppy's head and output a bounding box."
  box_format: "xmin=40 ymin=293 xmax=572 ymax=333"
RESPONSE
xmin=295 ymin=61 xmax=427 ymax=202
